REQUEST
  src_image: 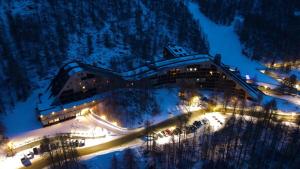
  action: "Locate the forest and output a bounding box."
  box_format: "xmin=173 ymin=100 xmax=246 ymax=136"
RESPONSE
xmin=119 ymin=101 xmax=300 ymax=169
xmin=196 ymin=0 xmax=300 ymax=62
xmin=0 ymin=0 xmax=209 ymax=112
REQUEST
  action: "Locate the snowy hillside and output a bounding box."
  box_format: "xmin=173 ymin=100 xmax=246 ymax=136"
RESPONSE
xmin=187 ymin=2 xmax=277 ymax=85
xmin=0 ymin=0 xmax=208 ymax=116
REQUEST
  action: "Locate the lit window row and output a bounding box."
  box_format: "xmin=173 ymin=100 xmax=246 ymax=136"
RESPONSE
xmin=187 ymin=68 xmax=197 ymax=72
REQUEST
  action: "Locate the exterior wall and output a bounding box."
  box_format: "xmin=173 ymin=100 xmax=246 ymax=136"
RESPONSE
xmin=55 ymin=71 xmax=120 ymax=104
xmin=150 ymin=61 xmax=247 ymax=99
xmin=43 ymin=56 xmax=259 ymax=126
xmin=40 ymin=100 xmax=98 ymax=126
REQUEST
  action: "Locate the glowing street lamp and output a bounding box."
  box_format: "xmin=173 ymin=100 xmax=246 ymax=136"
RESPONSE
xmin=112 ymin=121 xmax=118 ymax=126
xmin=101 ymin=115 xmax=107 ymax=120
xmin=190 ymin=96 xmax=200 ymax=107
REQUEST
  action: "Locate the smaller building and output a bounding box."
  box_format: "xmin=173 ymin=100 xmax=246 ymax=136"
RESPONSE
xmin=163 ymin=45 xmax=190 ymax=59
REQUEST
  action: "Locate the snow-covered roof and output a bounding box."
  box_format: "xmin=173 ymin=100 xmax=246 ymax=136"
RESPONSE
xmin=39 ymin=93 xmax=106 ymax=116
xmin=120 ymin=54 xmax=211 ymax=80
xmin=165 ymin=45 xmax=190 ymax=57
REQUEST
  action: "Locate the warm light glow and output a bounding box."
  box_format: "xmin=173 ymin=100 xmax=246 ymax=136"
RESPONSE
xmin=101 ymin=115 xmax=107 ymax=120
xmin=112 ymin=121 xmax=118 ymax=126
xmin=7 ymin=142 xmax=13 ymax=149
xmin=92 ymin=100 xmax=95 ymax=103
xmin=63 ymin=108 xmax=67 ymax=111
xmin=209 ymin=71 xmax=213 ymax=75
xmin=169 ymin=126 xmax=176 ymax=131
xmin=82 ymin=86 xmax=86 ymax=89
xmin=190 ymin=96 xmax=200 ymax=107
xmin=52 ymin=112 xmax=55 ymax=115
xmin=73 ymin=106 xmax=76 ymax=108
xmin=40 ymin=115 xmax=43 ymax=118
xmin=295 ymin=84 xmax=299 ymax=89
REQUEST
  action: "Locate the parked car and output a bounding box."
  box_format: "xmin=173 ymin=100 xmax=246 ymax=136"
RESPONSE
xmin=185 ymin=126 xmax=196 ymax=134
xmin=173 ymin=128 xmax=182 ymax=135
xmin=74 ymin=140 xmax=79 ymax=147
xmin=190 ymin=125 xmax=197 ymax=132
xmin=165 ymin=129 xmax=172 ymax=136
xmin=144 ymin=135 xmax=156 ymax=141
xmin=193 ymin=121 xmax=202 ymax=128
xmin=21 ymin=157 xmax=31 ymax=167
xmin=79 ymin=139 xmax=85 ymax=147
xmin=161 ymin=131 xmax=168 ymax=137
xmin=33 ymin=147 xmax=39 ymax=155
xmin=202 ymin=119 xmax=208 ymax=124
xmin=26 ymin=152 xmax=34 ymax=159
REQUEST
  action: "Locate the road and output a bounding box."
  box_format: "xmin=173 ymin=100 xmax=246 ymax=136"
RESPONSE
xmin=15 ymin=107 xmax=300 ymax=169
xmin=6 ymin=109 xmax=142 ymax=155
xmin=19 ymin=110 xmax=206 ymax=169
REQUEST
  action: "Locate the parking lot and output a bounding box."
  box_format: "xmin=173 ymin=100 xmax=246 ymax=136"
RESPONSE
xmin=145 ymin=112 xmax=226 ymax=145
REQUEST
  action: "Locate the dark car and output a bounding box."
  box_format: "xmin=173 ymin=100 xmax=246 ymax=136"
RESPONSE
xmin=165 ymin=129 xmax=172 ymax=136
xmin=21 ymin=157 xmax=31 ymax=167
xmin=79 ymin=139 xmax=85 ymax=147
xmin=161 ymin=131 xmax=168 ymax=137
xmin=173 ymin=128 xmax=182 ymax=135
xmin=33 ymin=147 xmax=39 ymax=155
xmin=185 ymin=126 xmax=194 ymax=134
xmin=193 ymin=121 xmax=202 ymax=128
xmin=75 ymin=140 xmax=79 ymax=147
xmin=190 ymin=125 xmax=197 ymax=132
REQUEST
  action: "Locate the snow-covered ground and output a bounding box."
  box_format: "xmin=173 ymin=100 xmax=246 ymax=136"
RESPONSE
xmin=2 ymin=90 xmax=42 ymax=137
xmin=82 ymin=112 xmax=226 ymax=169
xmin=81 ymin=140 xmax=144 ymax=169
xmin=187 ymin=2 xmax=299 ymax=113
xmin=155 ymin=112 xmax=226 ymax=145
xmin=0 ymin=114 xmax=124 ymax=169
xmin=187 ymin=2 xmax=277 ymax=85
xmin=8 ymin=115 xmax=121 ymax=150
xmin=145 ymin=88 xmax=181 ymax=124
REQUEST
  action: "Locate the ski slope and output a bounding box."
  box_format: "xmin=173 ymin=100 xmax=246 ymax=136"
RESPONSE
xmin=187 ymin=2 xmax=277 ymax=85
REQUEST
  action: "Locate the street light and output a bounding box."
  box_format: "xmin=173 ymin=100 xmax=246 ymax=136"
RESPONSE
xmin=190 ymin=96 xmax=200 ymax=107
xmin=101 ymin=115 xmax=107 ymax=120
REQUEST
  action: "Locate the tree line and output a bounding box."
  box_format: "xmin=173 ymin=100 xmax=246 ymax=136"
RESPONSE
xmin=195 ymin=0 xmax=300 ymax=62
xmin=140 ymin=99 xmax=300 ymax=169
xmin=0 ymin=0 xmax=209 ymax=113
